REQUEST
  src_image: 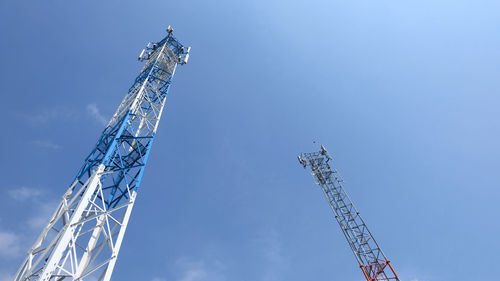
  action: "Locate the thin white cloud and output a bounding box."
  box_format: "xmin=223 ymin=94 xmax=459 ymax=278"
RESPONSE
xmin=87 ymin=103 xmax=108 ymax=125
xmin=173 ymin=258 xmax=225 ymax=281
xmin=151 ymin=278 xmax=166 ymax=281
xmin=397 ymin=267 xmax=431 ymax=281
xmin=7 ymin=187 xmax=57 ymax=230
xmin=179 ymin=267 xmax=207 ymax=281
xmin=8 ymin=187 xmax=41 ymax=201
xmin=28 ymin=201 xmax=58 ymax=230
xmin=0 ymin=271 xmax=14 ymax=281
xmin=0 ymin=231 xmax=21 ymax=258
xmin=31 ymin=140 xmax=62 ymax=150
xmin=254 ymin=228 xmax=288 ymax=281
xmin=19 ymin=107 xmax=78 ymax=126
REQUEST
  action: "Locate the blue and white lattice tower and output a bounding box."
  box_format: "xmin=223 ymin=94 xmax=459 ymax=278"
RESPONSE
xmin=15 ymin=26 xmax=190 ymax=281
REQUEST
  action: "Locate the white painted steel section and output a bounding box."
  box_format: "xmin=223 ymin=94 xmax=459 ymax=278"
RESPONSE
xmin=38 ymin=164 xmax=106 ymax=281
xmin=14 ymin=177 xmax=90 ymax=281
xmin=74 ymin=215 xmax=106 ymax=278
xmin=101 ymin=191 xmax=137 ymax=281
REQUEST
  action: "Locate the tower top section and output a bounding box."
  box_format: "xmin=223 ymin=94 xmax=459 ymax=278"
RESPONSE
xmin=138 ymin=25 xmax=191 ymax=65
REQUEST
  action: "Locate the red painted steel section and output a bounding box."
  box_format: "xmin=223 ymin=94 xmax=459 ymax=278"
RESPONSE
xmin=359 ymin=259 xmax=399 ymax=281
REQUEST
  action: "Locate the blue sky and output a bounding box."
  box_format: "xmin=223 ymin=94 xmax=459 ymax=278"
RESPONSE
xmin=1 ymin=1 xmax=499 ymax=280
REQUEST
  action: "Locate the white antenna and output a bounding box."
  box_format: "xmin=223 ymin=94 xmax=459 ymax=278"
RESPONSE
xmin=138 ymin=49 xmax=146 ymax=61
xmin=182 ymin=46 xmax=191 ymax=64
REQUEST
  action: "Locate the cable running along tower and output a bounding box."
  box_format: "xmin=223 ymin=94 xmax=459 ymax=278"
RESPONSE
xmin=298 ymin=145 xmax=400 ymax=281
xmin=15 ymin=27 xmax=190 ymax=281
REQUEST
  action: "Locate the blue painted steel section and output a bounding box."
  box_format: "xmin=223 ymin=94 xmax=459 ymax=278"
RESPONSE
xmin=71 ymin=32 xmax=187 ymax=209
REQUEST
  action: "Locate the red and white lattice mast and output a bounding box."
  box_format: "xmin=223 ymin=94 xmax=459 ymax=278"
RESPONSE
xmin=298 ymin=145 xmax=400 ymax=281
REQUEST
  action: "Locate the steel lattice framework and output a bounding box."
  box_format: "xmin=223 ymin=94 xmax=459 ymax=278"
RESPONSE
xmin=15 ymin=27 xmax=190 ymax=281
xmin=298 ymin=145 xmax=400 ymax=281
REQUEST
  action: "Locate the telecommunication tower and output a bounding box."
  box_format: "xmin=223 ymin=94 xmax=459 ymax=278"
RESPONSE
xmin=298 ymin=145 xmax=400 ymax=281
xmin=15 ymin=26 xmax=190 ymax=281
